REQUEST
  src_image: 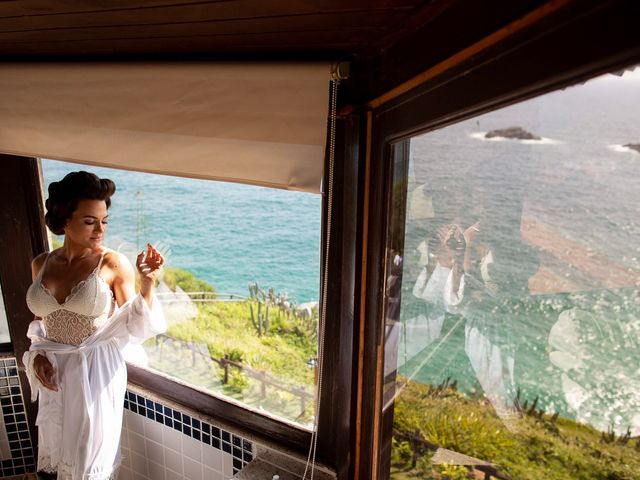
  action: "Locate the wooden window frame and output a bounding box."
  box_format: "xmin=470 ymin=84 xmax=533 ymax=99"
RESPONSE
xmin=3 ymin=108 xmax=362 ymax=477
xmin=356 ymin=2 xmax=640 ymax=479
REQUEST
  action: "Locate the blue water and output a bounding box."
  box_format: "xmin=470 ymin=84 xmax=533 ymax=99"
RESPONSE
xmin=41 ymin=162 xmax=321 ymax=303
xmin=396 ymin=69 xmax=640 ymax=434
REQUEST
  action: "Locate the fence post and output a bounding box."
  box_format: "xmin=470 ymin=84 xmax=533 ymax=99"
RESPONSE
xmin=297 ymin=388 xmax=306 ymax=415
xmin=223 ymin=355 xmax=229 ymax=384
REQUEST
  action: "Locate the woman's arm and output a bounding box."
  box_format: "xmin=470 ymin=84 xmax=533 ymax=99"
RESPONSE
xmin=110 ymin=244 xmax=164 ymax=309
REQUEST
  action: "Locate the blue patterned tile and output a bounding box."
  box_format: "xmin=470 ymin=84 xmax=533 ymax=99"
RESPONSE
xmin=121 ymin=389 xmax=252 ymax=475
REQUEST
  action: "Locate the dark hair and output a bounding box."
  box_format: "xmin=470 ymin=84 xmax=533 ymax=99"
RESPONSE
xmin=45 ymin=171 xmax=116 ymax=235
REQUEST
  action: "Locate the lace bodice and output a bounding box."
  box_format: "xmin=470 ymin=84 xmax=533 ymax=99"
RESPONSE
xmin=26 ymin=251 xmax=114 ymax=345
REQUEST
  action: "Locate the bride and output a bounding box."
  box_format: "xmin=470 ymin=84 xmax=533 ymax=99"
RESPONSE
xmin=24 ymin=170 xmax=166 ymax=480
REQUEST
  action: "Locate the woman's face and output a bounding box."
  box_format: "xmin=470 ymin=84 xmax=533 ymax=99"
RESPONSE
xmin=63 ymin=199 xmax=109 ymax=248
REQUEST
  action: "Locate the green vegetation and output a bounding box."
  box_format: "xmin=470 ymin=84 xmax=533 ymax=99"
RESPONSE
xmin=162 ymin=267 xmax=216 ymax=295
xmin=391 ymin=378 xmax=640 ymax=480
xmin=51 ymin=236 xmax=63 ymax=249
xmin=146 ymin=269 xmax=317 ymax=423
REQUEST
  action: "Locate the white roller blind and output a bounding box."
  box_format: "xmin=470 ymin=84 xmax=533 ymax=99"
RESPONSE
xmin=0 ymin=63 xmax=330 ymax=193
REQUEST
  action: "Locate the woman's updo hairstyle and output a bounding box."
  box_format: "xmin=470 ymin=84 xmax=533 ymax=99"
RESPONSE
xmin=45 ymin=171 xmax=116 ymax=235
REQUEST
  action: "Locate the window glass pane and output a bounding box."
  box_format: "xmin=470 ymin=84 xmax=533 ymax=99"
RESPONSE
xmin=41 ymin=161 xmax=320 ymax=427
xmin=0 ymin=279 xmax=11 ymax=343
xmin=384 ymin=68 xmax=640 ymax=478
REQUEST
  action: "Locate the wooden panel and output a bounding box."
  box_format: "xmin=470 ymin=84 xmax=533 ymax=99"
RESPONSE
xmin=0 ymin=12 xmax=392 ymax=43
xmin=0 ymin=155 xmax=48 ymax=463
xmin=0 ymin=30 xmax=372 ymax=56
xmin=351 ymin=0 xmax=548 ymax=102
xmin=0 ymin=0 xmax=418 ymax=19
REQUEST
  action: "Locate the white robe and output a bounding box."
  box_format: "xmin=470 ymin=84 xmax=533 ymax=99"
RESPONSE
xmin=23 ymin=294 xmax=166 ymax=480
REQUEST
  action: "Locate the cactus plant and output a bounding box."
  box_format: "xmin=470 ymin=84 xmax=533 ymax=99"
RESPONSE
xmin=248 ymin=282 xmax=270 ymax=337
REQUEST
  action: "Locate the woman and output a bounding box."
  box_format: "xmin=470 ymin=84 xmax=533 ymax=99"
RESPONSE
xmin=23 ymin=171 xmax=167 ymax=480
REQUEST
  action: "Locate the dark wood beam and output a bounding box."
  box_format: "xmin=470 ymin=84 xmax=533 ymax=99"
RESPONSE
xmin=0 ymin=155 xmax=48 ymax=457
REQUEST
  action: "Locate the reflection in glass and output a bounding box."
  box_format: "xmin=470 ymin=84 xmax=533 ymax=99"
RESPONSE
xmin=385 ymin=68 xmax=640 ymax=478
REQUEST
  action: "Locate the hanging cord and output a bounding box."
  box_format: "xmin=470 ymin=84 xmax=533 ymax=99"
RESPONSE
xmin=302 ymin=72 xmax=340 ymax=480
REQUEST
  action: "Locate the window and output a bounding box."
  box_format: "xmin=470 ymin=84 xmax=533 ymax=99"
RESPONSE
xmin=41 ymin=160 xmax=321 ymax=428
xmin=380 ymin=68 xmax=640 ymax=478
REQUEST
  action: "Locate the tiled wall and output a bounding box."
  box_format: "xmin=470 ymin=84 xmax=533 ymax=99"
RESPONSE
xmin=120 ymin=390 xmax=253 ymax=480
xmin=0 ymin=356 xmax=35 ymax=478
xmin=0 ymin=355 xmax=265 ymax=480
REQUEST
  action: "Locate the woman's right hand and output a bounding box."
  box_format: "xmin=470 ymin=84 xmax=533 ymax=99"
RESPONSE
xmin=33 ymin=354 xmax=58 ymax=391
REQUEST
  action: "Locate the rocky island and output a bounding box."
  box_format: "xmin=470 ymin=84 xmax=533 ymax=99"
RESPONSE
xmin=623 ymin=143 xmax=640 ymax=153
xmin=485 ymin=126 xmax=541 ymax=140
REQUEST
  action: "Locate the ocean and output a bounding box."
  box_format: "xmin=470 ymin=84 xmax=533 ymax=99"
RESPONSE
xmin=41 ymin=161 xmax=321 ymax=303
xmin=398 ymin=68 xmax=640 ymax=434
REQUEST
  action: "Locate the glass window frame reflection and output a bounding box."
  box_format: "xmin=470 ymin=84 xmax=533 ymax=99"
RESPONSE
xmin=370 ymin=68 xmax=640 ymax=480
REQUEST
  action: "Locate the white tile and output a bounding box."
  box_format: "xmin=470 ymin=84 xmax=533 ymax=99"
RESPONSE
xmin=148 ymin=459 xmax=165 ymax=480
xmin=166 ymin=468 xmax=184 ymax=480
xmin=203 ymin=466 xmax=223 ymax=480
xmin=131 ymin=451 xmax=149 ymax=477
xmin=121 ymin=428 xmax=130 ymax=449
xmin=182 ymin=435 xmax=202 ymax=463
xmin=119 ymin=466 xmax=133 ymax=480
xmin=222 ymin=454 xmax=234 ymax=477
xmin=121 ymin=447 xmax=132 ymax=468
xmin=123 ymin=409 xmax=132 ymax=428
xmin=145 ymin=417 xmax=165 ymax=442
xmin=183 ymin=457 xmax=203 ymax=480
xmin=163 ymin=427 xmax=183 ymax=453
xmin=164 ymin=446 xmax=183 ymax=474
xmin=129 ymin=431 xmax=147 ymax=456
xmin=133 ymin=474 xmax=149 ymax=480
xmin=146 ymin=438 xmax=164 ymax=465
xmin=128 ymin=411 xmax=145 ymax=435
xmin=202 ymin=445 xmax=222 ymax=472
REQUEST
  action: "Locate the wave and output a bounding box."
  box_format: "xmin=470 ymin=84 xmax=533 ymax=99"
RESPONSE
xmin=470 ymin=132 xmax=562 ymax=145
xmin=608 ymin=144 xmax=639 ymax=154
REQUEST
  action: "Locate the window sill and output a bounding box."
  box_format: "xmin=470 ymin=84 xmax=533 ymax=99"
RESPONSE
xmin=233 ymin=449 xmax=336 ymax=480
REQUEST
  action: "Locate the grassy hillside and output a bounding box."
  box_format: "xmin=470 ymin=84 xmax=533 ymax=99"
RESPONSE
xmin=392 ymin=378 xmax=640 ymax=480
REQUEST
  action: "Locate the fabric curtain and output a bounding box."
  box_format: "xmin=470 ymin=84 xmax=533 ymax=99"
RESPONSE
xmin=0 ymin=62 xmax=330 ymax=193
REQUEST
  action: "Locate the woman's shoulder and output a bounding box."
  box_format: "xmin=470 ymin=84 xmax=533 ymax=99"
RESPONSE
xmin=30 ymin=252 xmax=48 ymax=278
xmin=30 ymin=249 xmax=59 ymax=278
xmin=101 ymin=248 xmax=135 ymax=279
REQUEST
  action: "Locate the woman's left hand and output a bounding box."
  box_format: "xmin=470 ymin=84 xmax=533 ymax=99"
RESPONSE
xmin=137 ymin=243 xmax=165 ymax=298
